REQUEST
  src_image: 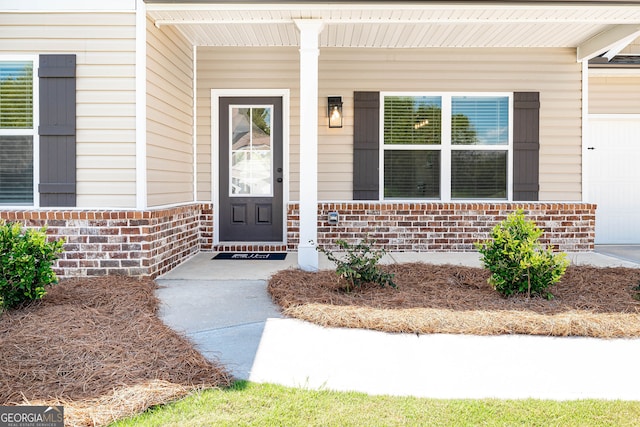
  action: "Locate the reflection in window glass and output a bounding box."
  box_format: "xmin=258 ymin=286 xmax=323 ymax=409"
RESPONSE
xmin=0 ymin=60 xmax=34 ymax=205
xmin=0 ymin=62 xmax=33 ymax=129
xmin=384 ymin=150 xmax=440 ymax=198
xmin=0 ymin=136 xmax=33 ymax=204
xmin=451 ymin=151 xmax=507 ymax=199
xmin=382 ymin=93 xmax=511 ymax=200
xmin=452 ymin=96 xmax=508 ymax=145
xmin=230 ymin=107 xmax=273 ymax=196
xmin=384 ymin=96 xmax=441 ymax=145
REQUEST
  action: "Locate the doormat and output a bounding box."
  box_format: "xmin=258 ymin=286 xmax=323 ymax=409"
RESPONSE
xmin=212 ymin=252 xmax=287 ymax=261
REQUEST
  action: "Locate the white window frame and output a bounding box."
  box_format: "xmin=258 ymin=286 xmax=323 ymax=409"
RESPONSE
xmin=379 ymin=92 xmax=513 ymax=202
xmin=0 ymin=55 xmax=39 ymax=208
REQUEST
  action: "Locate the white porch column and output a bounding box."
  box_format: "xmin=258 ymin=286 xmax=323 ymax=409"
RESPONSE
xmin=295 ymin=19 xmax=324 ymax=271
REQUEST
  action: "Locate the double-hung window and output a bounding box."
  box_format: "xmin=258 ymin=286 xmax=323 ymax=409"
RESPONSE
xmin=0 ymin=57 xmax=37 ymax=206
xmin=382 ymin=93 xmax=512 ymax=200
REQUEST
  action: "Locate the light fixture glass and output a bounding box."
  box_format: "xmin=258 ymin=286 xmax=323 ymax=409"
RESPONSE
xmin=328 ymin=96 xmax=343 ymax=128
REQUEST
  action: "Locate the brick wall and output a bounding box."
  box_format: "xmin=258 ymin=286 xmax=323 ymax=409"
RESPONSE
xmin=0 ymin=203 xmax=210 ymax=279
xmin=0 ymin=201 xmax=595 ymax=278
xmin=288 ymin=202 xmax=596 ymax=252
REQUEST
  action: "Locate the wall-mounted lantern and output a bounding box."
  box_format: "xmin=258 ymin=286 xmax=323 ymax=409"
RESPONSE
xmin=328 ymin=96 xmax=343 ymax=128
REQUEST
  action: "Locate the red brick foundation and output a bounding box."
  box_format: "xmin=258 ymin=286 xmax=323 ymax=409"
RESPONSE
xmin=287 ymin=202 xmax=596 ymax=252
xmin=0 ymin=201 xmax=595 ymax=278
xmin=0 ymin=204 xmax=210 ymax=279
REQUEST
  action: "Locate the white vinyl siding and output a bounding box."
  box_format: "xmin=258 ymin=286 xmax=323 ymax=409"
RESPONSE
xmin=0 ymin=12 xmax=137 ymax=208
xmin=197 ymin=47 xmax=300 ymax=201
xmin=589 ymin=76 xmax=640 ymax=114
xmin=197 ymin=47 xmax=581 ymax=202
xmin=320 ymin=48 xmax=582 ymax=202
xmin=146 ymin=17 xmax=194 ymax=207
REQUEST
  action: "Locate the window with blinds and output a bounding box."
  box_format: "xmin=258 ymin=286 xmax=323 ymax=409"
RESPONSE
xmin=451 ymin=96 xmax=508 ymax=146
xmin=0 ymin=61 xmax=34 ymax=205
xmin=384 ymin=96 xmax=441 ymax=145
xmin=384 ymin=150 xmax=440 ymax=198
xmin=383 ymin=93 xmax=511 ymax=200
xmin=451 ymin=151 xmax=507 ymax=199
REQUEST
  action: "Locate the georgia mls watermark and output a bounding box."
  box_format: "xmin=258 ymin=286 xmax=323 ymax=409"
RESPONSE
xmin=0 ymin=406 xmax=64 ymax=427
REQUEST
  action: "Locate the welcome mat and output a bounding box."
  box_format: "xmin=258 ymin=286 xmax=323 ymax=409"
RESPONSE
xmin=212 ymin=252 xmax=287 ymax=261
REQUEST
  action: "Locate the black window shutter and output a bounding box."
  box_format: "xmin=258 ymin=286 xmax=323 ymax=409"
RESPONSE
xmin=353 ymin=91 xmax=380 ymax=200
xmin=39 ymin=54 xmax=76 ymax=207
xmin=513 ymin=92 xmax=540 ymax=201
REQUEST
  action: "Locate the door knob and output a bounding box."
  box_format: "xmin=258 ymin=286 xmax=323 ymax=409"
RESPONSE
xmin=277 ymin=178 xmax=283 ymax=183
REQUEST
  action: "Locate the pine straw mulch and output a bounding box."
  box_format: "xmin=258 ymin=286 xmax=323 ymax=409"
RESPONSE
xmin=268 ymin=264 xmax=640 ymax=338
xmin=0 ymin=277 xmax=232 ymax=427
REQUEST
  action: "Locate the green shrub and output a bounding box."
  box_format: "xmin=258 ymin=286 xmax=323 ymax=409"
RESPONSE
xmin=475 ymin=210 xmax=569 ymax=299
xmin=0 ymin=221 xmax=64 ymax=309
xmin=315 ymin=238 xmax=396 ymax=292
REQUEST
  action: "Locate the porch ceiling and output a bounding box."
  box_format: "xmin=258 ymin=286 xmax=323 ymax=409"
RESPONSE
xmin=146 ymin=3 xmax=640 ymax=53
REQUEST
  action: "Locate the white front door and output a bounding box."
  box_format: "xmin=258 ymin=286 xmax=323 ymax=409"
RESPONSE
xmin=587 ymin=116 xmax=640 ymax=244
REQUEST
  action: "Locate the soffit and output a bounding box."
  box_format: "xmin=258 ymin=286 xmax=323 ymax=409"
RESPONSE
xmin=146 ymin=3 xmax=640 ymax=48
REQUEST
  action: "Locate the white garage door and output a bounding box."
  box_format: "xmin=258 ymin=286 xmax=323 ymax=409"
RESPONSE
xmin=587 ymin=116 xmax=640 ymax=244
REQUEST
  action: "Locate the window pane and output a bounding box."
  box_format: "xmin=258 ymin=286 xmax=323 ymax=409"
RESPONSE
xmin=384 ymin=150 xmax=440 ymax=198
xmin=384 ymin=96 xmax=441 ymax=145
xmin=451 ymin=151 xmax=506 ymax=199
xmin=452 ymin=96 xmax=508 ymax=145
xmin=0 ymin=136 xmax=33 ymax=204
xmin=230 ymin=106 xmax=273 ymax=196
xmin=0 ymin=62 xmax=33 ymax=129
xmin=251 ymin=107 xmax=271 ymax=150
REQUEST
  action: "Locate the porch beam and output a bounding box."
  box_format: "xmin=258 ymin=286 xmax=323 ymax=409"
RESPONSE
xmin=577 ymin=24 xmax=640 ymax=61
xmin=152 ymin=16 xmax=640 ymax=27
xmin=295 ymin=19 xmax=324 ymax=272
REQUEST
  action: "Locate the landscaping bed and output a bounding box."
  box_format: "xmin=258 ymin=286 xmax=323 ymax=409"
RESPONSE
xmin=2 ymin=262 xmax=640 ymax=426
xmin=268 ymin=264 xmax=640 ymax=338
xmin=0 ymin=277 xmax=231 ymax=427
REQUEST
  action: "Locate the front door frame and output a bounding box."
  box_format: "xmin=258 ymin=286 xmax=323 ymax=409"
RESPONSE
xmin=212 ymin=89 xmax=290 ymax=245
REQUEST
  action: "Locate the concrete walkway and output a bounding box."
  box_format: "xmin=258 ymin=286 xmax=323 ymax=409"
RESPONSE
xmin=156 ymin=249 xmax=640 ymax=400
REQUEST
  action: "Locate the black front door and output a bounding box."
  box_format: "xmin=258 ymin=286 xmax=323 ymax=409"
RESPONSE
xmin=219 ymin=97 xmax=283 ymax=242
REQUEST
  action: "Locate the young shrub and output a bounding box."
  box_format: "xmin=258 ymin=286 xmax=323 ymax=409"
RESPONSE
xmin=315 ymin=237 xmax=396 ymax=292
xmin=475 ymin=210 xmax=569 ymax=299
xmin=0 ymin=221 xmax=65 ymax=309
xmin=632 ymin=282 xmax=640 ymax=301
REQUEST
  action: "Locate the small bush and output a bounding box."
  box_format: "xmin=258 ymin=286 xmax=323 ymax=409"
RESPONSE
xmin=315 ymin=238 xmax=396 ymax=292
xmin=632 ymin=282 xmax=640 ymax=301
xmin=475 ymin=210 xmax=569 ymax=299
xmin=0 ymin=221 xmax=64 ymax=309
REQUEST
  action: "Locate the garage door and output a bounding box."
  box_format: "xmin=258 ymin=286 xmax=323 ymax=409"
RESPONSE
xmin=587 ymin=116 xmax=640 ymax=244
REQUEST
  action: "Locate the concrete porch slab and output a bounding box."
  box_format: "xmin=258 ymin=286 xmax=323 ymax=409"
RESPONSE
xmin=160 ymin=248 xmax=639 ymax=282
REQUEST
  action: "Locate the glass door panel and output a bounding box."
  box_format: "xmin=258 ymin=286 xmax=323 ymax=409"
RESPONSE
xmin=230 ymin=106 xmax=273 ymax=196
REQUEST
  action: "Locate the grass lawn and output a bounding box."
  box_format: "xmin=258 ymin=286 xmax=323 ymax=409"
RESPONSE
xmin=112 ymin=381 xmax=640 ymax=427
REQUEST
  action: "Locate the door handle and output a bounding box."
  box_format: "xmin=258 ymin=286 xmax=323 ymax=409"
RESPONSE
xmin=277 ymin=178 xmax=283 ymax=183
